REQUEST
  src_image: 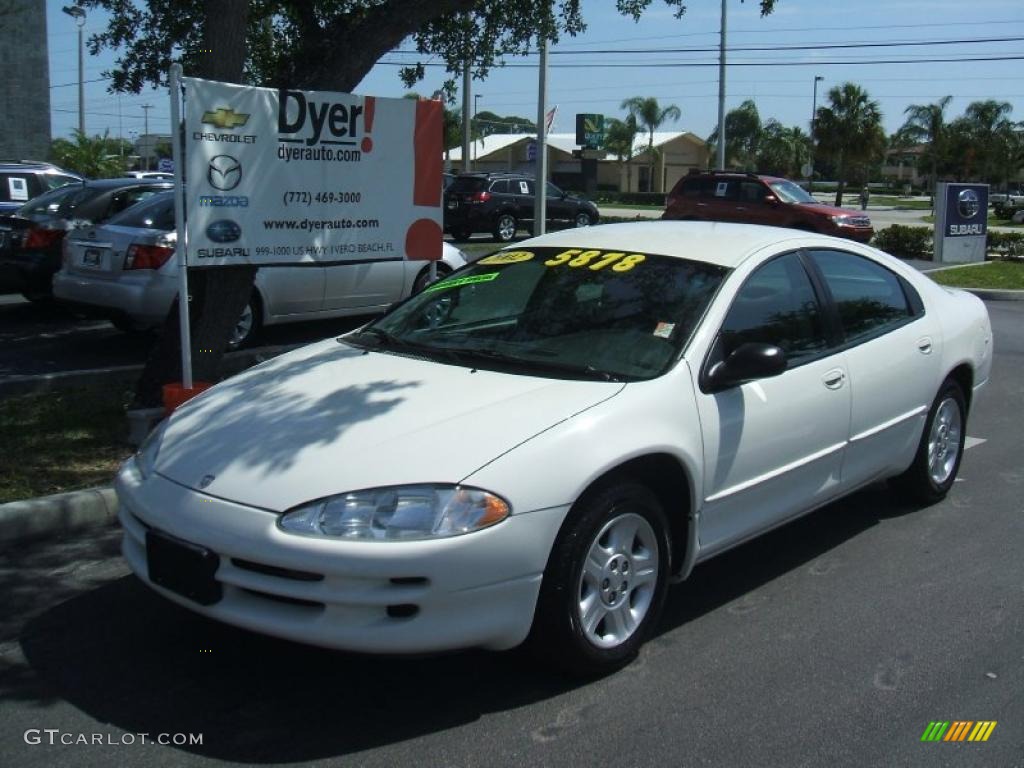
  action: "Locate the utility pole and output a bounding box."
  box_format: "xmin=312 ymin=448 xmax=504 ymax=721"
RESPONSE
xmin=461 ymin=64 xmax=471 ymax=173
xmin=141 ymin=104 xmax=153 ymax=169
xmin=533 ymin=37 xmax=549 ymax=236
xmin=62 ymin=5 xmax=86 ymax=136
xmin=716 ymin=0 xmax=727 ymax=170
xmin=807 ymin=75 xmax=824 ymax=193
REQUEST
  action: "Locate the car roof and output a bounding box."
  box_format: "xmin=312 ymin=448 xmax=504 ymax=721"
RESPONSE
xmin=513 ymin=221 xmax=818 ymax=269
xmin=78 ymin=178 xmax=173 ymax=190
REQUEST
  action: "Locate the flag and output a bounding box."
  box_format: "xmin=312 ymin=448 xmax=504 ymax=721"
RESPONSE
xmin=545 ymin=106 xmax=557 ymax=136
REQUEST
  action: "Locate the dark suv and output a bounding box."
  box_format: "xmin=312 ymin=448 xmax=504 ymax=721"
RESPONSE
xmin=663 ymin=171 xmax=874 ymax=243
xmin=0 ymin=162 xmax=82 ymax=214
xmin=444 ymin=172 xmax=600 ymax=242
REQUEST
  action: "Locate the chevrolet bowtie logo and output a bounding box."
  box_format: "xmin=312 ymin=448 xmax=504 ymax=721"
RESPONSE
xmin=201 ymin=107 xmax=250 ymax=129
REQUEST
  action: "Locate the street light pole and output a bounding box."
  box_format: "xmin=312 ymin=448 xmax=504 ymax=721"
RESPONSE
xmin=61 ymin=5 xmax=86 ymax=136
xmin=807 ymin=75 xmax=824 ymax=192
xmin=141 ymin=104 xmax=153 ymax=169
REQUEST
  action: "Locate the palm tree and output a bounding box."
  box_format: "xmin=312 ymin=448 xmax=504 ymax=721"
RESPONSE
xmin=602 ymin=115 xmax=639 ymax=191
xmin=899 ymin=95 xmax=952 ymax=205
xmin=49 ymin=130 xmax=125 ymax=178
xmin=620 ymin=96 xmax=681 ymax=192
xmin=756 ymin=121 xmax=809 ymax=178
xmin=707 ymin=99 xmax=762 ymax=170
xmin=962 ymin=100 xmax=1015 ymax=186
xmin=814 ymin=83 xmax=885 ymax=206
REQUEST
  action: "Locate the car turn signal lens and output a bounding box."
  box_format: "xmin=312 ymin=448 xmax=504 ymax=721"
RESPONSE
xmin=125 ymin=244 xmax=174 ymax=270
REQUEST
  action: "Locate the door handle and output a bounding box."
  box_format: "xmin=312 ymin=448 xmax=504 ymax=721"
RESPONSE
xmin=822 ymin=369 xmax=845 ymax=389
xmin=736 ymin=206 xmax=747 ymax=211
xmin=917 ymin=337 xmax=933 ymax=354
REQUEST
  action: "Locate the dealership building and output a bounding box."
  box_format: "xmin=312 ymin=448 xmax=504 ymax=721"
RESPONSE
xmin=0 ymin=0 xmax=51 ymax=161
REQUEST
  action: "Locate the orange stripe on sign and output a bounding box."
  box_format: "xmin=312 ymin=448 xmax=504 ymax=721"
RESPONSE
xmin=413 ymin=99 xmax=442 ymax=207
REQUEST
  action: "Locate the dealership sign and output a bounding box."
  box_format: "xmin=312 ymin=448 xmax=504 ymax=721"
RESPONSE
xmin=934 ymin=182 xmax=988 ymax=263
xmin=182 ymin=77 xmax=443 ymax=267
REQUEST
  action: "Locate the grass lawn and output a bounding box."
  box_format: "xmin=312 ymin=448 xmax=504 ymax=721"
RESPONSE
xmin=930 ymin=260 xmax=1024 ymax=290
xmin=921 ymin=214 xmax=1022 ymax=228
xmin=870 ymin=196 xmax=933 ymax=210
xmin=0 ymin=387 xmax=133 ymax=504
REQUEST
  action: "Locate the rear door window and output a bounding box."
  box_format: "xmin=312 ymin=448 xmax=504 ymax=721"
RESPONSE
xmin=808 ymin=249 xmax=913 ymax=344
xmin=2 ymin=175 xmax=31 ymax=203
xmin=489 ymin=179 xmax=509 ymax=194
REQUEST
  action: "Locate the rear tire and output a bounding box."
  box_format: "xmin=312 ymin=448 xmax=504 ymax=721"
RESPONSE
xmin=528 ymin=482 xmax=670 ymax=678
xmin=493 ymin=213 xmax=517 ymax=242
xmin=890 ymin=379 xmax=967 ymax=504
xmin=227 ymin=293 xmax=262 ymax=350
xmin=412 ymin=262 xmax=453 ymax=294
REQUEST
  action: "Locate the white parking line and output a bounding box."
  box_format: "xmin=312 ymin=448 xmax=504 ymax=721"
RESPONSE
xmin=965 ymin=436 xmax=986 ymax=450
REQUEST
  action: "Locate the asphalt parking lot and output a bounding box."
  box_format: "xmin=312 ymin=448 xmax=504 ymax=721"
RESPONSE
xmin=0 ymin=299 xmax=1020 ymax=768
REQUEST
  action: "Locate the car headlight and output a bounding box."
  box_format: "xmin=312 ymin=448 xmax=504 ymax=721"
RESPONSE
xmin=135 ymin=420 xmax=167 ymax=479
xmin=830 ymin=215 xmax=854 ymax=226
xmin=278 ymin=484 xmax=510 ymax=541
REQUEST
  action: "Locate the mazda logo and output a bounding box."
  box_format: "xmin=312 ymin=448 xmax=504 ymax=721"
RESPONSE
xmin=206 ymin=219 xmax=242 ymax=243
xmin=957 ymin=189 xmax=980 ymax=219
xmin=208 ymin=154 xmax=242 ymax=191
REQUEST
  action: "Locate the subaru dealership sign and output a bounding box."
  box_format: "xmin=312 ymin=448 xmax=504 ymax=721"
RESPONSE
xmin=934 ymin=182 xmax=989 ymax=263
xmin=182 ymin=77 xmax=443 ymax=267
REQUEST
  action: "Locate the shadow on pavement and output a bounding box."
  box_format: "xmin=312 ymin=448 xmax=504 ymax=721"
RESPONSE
xmin=2 ymin=482 xmax=918 ymax=762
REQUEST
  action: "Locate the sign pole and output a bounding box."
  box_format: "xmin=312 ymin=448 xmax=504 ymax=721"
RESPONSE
xmin=534 ymin=37 xmax=548 ymax=236
xmin=169 ymin=63 xmax=193 ymax=389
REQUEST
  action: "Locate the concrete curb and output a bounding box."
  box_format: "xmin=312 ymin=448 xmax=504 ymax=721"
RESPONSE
xmin=960 ymin=287 xmax=1024 ymax=301
xmin=0 ymin=486 xmax=117 ymax=543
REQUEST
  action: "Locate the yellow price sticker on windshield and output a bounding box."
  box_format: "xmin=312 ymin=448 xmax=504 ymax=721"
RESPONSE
xmin=478 ymin=250 xmax=535 ymax=265
xmin=543 ymin=249 xmax=646 ymax=272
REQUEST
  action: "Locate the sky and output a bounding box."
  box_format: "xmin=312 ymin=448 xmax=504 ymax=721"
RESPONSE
xmin=45 ymin=0 xmax=1024 ymax=144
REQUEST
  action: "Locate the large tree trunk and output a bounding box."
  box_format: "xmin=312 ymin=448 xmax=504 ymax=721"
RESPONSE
xmin=134 ymin=0 xmax=253 ymax=406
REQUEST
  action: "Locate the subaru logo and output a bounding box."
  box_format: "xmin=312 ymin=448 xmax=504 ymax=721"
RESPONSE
xmin=206 ymin=219 xmax=242 ymax=243
xmin=198 ymin=474 xmax=215 ymax=489
xmin=208 ymin=154 xmax=242 ymax=191
xmin=957 ymin=189 xmax=980 ymax=219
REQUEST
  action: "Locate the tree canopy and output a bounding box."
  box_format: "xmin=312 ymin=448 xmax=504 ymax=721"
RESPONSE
xmin=77 ymin=0 xmax=777 ymax=98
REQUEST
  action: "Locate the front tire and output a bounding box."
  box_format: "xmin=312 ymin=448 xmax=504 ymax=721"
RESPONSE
xmin=529 ymin=482 xmax=670 ymax=677
xmin=493 ymin=213 xmax=517 ymax=242
xmin=574 ymin=212 xmax=593 ymax=228
xmin=891 ymin=379 xmax=967 ymax=504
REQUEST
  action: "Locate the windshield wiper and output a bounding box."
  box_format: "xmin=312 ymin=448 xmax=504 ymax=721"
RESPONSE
xmin=444 ymin=346 xmax=623 ymax=382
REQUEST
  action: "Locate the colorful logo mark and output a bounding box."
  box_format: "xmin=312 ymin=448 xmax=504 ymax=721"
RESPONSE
xmin=202 ymin=107 xmax=250 ymax=129
xmin=921 ymin=721 xmax=997 ymax=742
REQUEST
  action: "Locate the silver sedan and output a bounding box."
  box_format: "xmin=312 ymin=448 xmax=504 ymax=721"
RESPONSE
xmin=53 ymin=192 xmax=469 ymax=346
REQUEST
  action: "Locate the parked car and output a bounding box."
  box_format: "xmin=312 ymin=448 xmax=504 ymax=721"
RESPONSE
xmin=0 ymin=161 xmax=82 ymax=215
xmin=989 ymin=187 xmax=1023 ymax=207
xmin=115 ymin=221 xmax=990 ymax=675
xmin=663 ymin=171 xmax=874 ymax=243
xmin=444 ymin=172 xmax=600 ymax=242
xmin=124 ymin=171 xmax=175 ymax=180
xmin=54 ymin=191 xmax=470 ymax=347
xmin=0 ymin=178 xmax=171 ymax=300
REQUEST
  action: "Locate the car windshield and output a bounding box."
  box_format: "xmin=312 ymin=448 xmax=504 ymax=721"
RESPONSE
xmin=345 ymin=246 xmax=726 ymax=381
xmin=769 ymin=179 xmax=816 ymax=205
xmin=15 ymin=183 xmax=84 ymax=216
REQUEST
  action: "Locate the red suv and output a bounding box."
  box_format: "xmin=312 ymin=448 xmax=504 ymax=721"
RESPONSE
xmin=663 ymin=172 xmax=874 ymax=243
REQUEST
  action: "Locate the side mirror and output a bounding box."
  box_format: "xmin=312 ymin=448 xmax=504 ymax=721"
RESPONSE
xmin=705 ymin=342 xmax=787 ymax=393
xmin=764 ymin=194 xmax=779 ymax=205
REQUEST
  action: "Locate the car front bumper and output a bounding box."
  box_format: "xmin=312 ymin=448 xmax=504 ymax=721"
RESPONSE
xmin=53 ymin=269 xmax=176 ymax=325
xmin=116 ymin=461 xmax=568 ymax=654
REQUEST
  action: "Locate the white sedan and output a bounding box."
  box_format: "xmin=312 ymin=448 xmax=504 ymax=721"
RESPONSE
xmin=115 ymin=222 xmax=992 ymax=675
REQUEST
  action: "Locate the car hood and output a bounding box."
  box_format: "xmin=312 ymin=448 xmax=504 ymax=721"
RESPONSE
xmin=153 ymin=338 xmax=624 ymax=512
xmin=792 ymin=201 xmax=868 ymax=219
